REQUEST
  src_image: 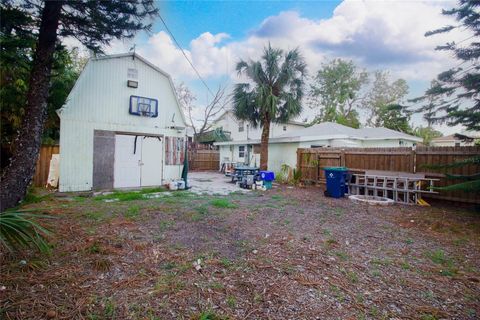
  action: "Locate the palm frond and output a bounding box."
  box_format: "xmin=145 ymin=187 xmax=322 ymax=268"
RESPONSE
xmin=0 ymin=211 xmax=52 ymax=253
xmin=420 ymin=156 xmax=480 ymax=170
xmin=434 ymin=179 xmax=480 ymax=193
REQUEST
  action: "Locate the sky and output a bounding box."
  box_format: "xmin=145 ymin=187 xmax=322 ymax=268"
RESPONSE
xmin=104 ymin=0 xmax=472 ymax=135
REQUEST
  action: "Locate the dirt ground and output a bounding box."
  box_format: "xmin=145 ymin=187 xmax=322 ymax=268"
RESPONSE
xmin=1 ymin=184 xmax=479 ymax=320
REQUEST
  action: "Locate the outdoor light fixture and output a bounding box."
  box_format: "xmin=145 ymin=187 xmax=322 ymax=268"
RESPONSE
xmin=127 ymin=80 xmax=138 ymax=88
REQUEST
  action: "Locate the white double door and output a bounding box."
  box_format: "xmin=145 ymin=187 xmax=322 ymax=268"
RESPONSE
xmin=114 ymin=134 xmax=163 ymax=188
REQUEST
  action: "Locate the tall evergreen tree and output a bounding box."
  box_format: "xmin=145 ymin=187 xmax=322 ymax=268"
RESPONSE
xmin=0 ymin=1 xmax=158 ymax=211
xmin=0 ymin=5 xmax=85 ymax=167
xmin=232 ymin=44 xmax=306 ymax=170
xmin=412 ymin=0 xmax=479 ymax=131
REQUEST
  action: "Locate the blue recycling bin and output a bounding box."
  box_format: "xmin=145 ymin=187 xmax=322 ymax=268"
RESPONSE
xmin=259 ymin=171 xmax=275 ymax=190
xmin=259 ymin=171 xmax=275 ymax=181
xmin=324 ymin=167 xmax=348 ymax=198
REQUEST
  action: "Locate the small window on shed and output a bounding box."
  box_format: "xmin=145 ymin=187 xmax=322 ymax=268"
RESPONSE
xmin=283 ymin=125 xmax=287 ymax=131
xmin=399 ymin=140 xmax=405 ymax=146
xmin=127 ymin=68 xmax=138 ymax=79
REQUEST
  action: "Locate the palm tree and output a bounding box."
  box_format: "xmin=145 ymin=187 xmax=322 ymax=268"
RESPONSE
xmin=232 ymin=44 xmax=306 ymax=170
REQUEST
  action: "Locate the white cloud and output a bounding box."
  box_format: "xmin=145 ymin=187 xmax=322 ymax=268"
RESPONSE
xmin=98 ymin=0 xmax=472 ymax=132
xmin=117 ymin=0 xmax=465 ymax=85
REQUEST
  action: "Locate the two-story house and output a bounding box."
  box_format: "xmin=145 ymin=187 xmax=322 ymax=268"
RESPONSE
xmin=211 ymin=110 xmax=306 ymax=167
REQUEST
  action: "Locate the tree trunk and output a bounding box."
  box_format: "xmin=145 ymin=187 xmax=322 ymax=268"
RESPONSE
xmin=0 ymin=1 xmax=63 ymax=212
xmin=259 ymin=115 xmax=271 ymax=170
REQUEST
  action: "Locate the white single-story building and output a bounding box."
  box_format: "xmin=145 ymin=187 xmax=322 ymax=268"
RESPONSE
xmin=58 ymin=53 xmax=187 ymax=192
xmin=431 ymin=132 xmax=479 ymax=147
xmin=214 ymin=122 xmax=422 ymax=173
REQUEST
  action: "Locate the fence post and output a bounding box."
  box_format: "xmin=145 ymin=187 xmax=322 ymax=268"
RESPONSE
xmin=296 ymin=149 xmax=302 ymax=174
xmin=410 ymin=148 xmax=415 ymax=173
xmin=340 ymin=149 xmax=346 ymax=167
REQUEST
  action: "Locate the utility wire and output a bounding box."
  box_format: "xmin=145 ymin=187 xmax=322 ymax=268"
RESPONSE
xmin=158 ymin=13 xmax=215 ymax=98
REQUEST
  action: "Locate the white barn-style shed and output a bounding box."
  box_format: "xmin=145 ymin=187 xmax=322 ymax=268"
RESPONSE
xmin=58 ymin=53 xmax=187 ymax=192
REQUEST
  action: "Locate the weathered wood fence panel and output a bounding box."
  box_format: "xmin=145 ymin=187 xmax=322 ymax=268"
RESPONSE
xmin=188 ymin=150 xmax=219 ymax=171
xmin=33 ymin=145 xmax=59 ymax=187
xmin=297 ymin=146 xmax=480 ymax=204
xmin=415 ymin=146 xmax=479 ymax=203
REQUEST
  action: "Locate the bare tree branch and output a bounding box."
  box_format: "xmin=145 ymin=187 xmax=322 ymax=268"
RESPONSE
xmin=175 ymin=82 xmax=230 ymax=137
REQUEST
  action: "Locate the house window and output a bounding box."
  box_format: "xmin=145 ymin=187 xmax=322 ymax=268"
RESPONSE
xmin=399 ymin=140 xmax=405 ymax=146
xmin=283 ymin=125 xmax=287 ymax=131
xmin=455 ymin=142 xmax=460 ymax=147
xmin=238 ymin=145 xmax=245 ymax=158
xmin=127 ymin=68 xmax=138 ymax=79
xmin=238 ymin=122 xmax=244 ymax=132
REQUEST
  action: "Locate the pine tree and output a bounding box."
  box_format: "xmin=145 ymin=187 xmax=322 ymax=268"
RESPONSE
xmin=412 ymin=0 xmax=479 ymax=131
xmin=0 ymin=1 xmax=158 ymax=211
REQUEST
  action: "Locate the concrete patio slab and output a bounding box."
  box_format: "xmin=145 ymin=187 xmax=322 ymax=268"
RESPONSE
xmin=187 ymin=171 xmax=250 ymax=195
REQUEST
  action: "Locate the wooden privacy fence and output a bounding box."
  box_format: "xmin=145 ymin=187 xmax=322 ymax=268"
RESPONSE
xmin=297 ymin=146 xmax=480 ymax=204
xmin=188 ymin=150 xmax=219 ymax=171
xmin=33 ymin=144 xmax=59 ymax=187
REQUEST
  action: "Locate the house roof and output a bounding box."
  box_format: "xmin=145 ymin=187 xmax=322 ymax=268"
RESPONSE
xmin=214 ymin=122 xmax=422 ymax=145
xmin=213 ymin=110 xmax=307 ymax=127
xmin=431 ymin=134 xmax=456 ymax=142
xmin=274 ymin=122 xmax=422 ymax=142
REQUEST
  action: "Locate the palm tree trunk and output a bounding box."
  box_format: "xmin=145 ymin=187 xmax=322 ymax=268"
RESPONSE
xmin=0 ymin=1 xmax=63 ymax=212
xmin=260 ymin=115 xmax=271 ymax=170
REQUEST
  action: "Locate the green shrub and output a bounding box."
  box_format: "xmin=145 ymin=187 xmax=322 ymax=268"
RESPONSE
xmin=210 ymin=198 xmax=238 ymax=209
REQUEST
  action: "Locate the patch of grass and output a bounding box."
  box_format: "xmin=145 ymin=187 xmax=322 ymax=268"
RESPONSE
xmin=324 ymin=238 xmax=338 ymax=247
xmin=370 ymin=258 xmax=392 ymax=266
xmin=94 ymin=187 xmax=166 ymax=202
xmin=322 ymin=229 xmax=332 ymax=236
xmin=421 ymin=290 xmax=435 ymax=300
xmin=271 ymin=195 xmax=283 ymax=200
xmin=87 ymin=242 xmax=103 ymax=254
xmin=104 ymin=297 xmax=115 ymax=318
xmin=346 ymin=270 xmax=358 ymax=283
xmin=428 ymin=249 xmax=449 ymax=264
xmin=453 ymin=237 xmax=468 ymax=246
xmin=154 ymin=273 xmax=185 ymax=294
xmin=195 ymin=205 xmax=210 ymax=215
xmin=219 ymin=257 xmax=233 ymax=268
xmin=371 ymin=269 xmax=381 ymax=277
xmin=334 ymin=250 xmax=350 ymax=261
xmin=208 ymin=281 xmax=225 ymax=290
xmin=420 ymin=314 xmax=438 ymax=320
xmin=124 ymin=205 xmax=140 ymax=220
xmin=192 ymin=311 xmax=228 ymax=320
xmin=426 ymin=249 xmax=457 ymax=276
xmin=85 ymin=211 xmax=106 ymax=222
xmin=22 ymin=188 xmax=51 ymax=204
xmin=405 ymin=238 xmax=414 ymax=245
xmin=226 ymin=295 xmax=236 ymax=308
xmin=333 ymin=207 xmax=344 ymax=217
xmin=159 ymin=220 xmax=174 ymax=232
xmin=400 ymin=260 xmax=411 ymax=270
xmin=210 ymin=198 xmax=238 ymax=209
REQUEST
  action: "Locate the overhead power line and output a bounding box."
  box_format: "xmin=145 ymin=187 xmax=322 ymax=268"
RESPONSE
xmin=158 ymin=13 xmax=215 ymax=97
